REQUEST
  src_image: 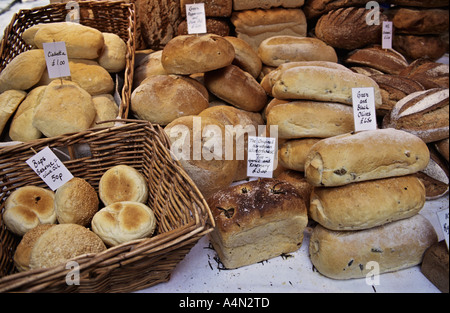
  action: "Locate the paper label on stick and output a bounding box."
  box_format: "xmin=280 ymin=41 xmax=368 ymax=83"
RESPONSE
xmin=186 ymin=3 xmax=207 ymax=34
xmin=26 ymin=146 xmax=74 ymax=191
xmin=43 ymin=41 xmax=71 ymax=79
xmin=352 ymin=87 xmax=378 ymax=132
xmin=382 ymin=21 xmax=393 ymax=49
xmin=437 ymin=209 xmax=449 ymax=250
xmin=247 ymin=136 xmax=276 ymax=178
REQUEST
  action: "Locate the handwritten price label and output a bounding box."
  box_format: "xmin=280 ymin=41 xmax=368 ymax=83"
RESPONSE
xmin=382 ymin=21 xmax=393 ymax=49
xmin=352 ymin=87 xmax=377 ymax=132
xmin=247 ymin=136 xmax=276 ymax=178
xmin=43 ymin=41 xmax=71 ymax=79
xmin=186 ymin=3 xmax=207 ymax=34
xmin=437 ymin=209 xmax=449 ymax=250
xmin=26 ymin=146 xmax=74 ymax=191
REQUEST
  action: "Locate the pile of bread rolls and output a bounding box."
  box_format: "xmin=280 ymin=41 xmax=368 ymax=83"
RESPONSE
xmin=0 ymin=22 xmax=127 ymax=142
xmin=3 ymin=165 xmax=156 ymax=272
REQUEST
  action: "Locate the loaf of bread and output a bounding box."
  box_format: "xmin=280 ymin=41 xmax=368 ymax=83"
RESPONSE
xmin=233 ymin=0 xmax=305 ymax=10
xmin=435 ymin=138 xmax=449 ymax=162
xmin=0 ymin=89 xmax=26 ymax=135
xmin=309 ymin=214 xmax=438 ymax=279
xmin=90 ymin=94 xmax=119 ymax=128
xmin=399 ymin=59 xmax=449 ymax=89
xmin=393 ymin=34 xmax=447 ymax=61
xmin=231 ymin=8 xmax=307 ymax=51
xmin=3 ymin=186 xmax=56 ymax=236
xmin=204 ymin=65 xmax=267 ymax=112
xmin=258 ymin=36 xmax=338 ymax=67
xmin=97 ymin=32 xmax=127 ymax=73
xmin=416 ymin=151 xmax=449 ymax=200
xmin=91 ymin=201 xmax=156 ymax=246
xmin=309 ymin=175 xmax=426 ymax=231
xmin=177 ymin=18 xmax=230 ymax=37
xmin=271 ymin=66 xmax=382 ymax=107
xmin=99 ymin=165 xmax=148 ymax=206
xmin=68 ymin=60 xmax=114 ymax=96
xmin=278 ymin=138 xmax=322 ymax=171
xmin=390 ymin=8 xmax=449 ymax=35
xmin=0 ymin=49 xmax=46 ymax=93
xmin=303 ymin=0 xmax=370 ymax=19
xmin=383 ymin=88 xmax=449 ymax=143
xmin=314 ymin=7 xmax=387 ymax=50
xmin=133 ymin=50 xmax=168 ymax=88
xmin=266 ymin=100 xmax=354 ymax=139
xmin=180 ymin=0 xmax=232 ymax=17
xmin=304 ymin=128 xmax=430 ymax=187
xmin=224 ymin=36 xmax=262 ymax=79
xmin=275 ymin=169 xmax=313 ymax=209
xmin=421 ymin=241 xmax=449 ymax=293
xmin=391 ymin=0 xmax=449 ymax=8
xmin=207 ymin=178 xmax=308 ymax=269
xmin=161 ymin=34 xmax=235 ymax=75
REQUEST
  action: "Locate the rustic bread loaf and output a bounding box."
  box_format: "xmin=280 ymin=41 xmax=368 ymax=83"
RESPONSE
xmin=391 ymin=0 xmax=449 ymax=7
xmin=233 ymin=0 xmax=305 ymax=10
xmin=133 ymin=50 xmax=168 ymax=88
xmin=390 ymin=8 xmax=449 ymax=35
xmin=180 ymin=0 xmax=232 ymax=17
xmin=399 ymin=59 xmax=449 ymax=89
xmin=393 ymin=34 xmax=447 ymax=61
xmin=177 ymin=18 xmax=230 ymax=37
xmin=278 ymin=138 xmax=322 ymax=171
xmin=90 ymin=94 xmax=119 ymax=128
xmin=421 ymin=241 xmax=449 ymax=293
xmin=224 ymin=36 xmax=263 ymax=79
xmin=303 ymin=0 xmax=370 ymax=19
xmin=0 ymin=89 xmax=26 ymax=135
xmin=97 ymin=32 xmax=127 ymax=73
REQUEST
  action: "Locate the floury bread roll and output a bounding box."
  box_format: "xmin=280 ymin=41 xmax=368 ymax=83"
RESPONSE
xmin=99 ymin=165 xmax=148 ymax=206
xmin=257 ymin=36 xmax=338 ymax=67
xmin=161 ymin=34 xmax=235 ymax=75
xmin=91 ymin=201 xmax=156 ymax=246
xmin=309 ymin=214 xmax=438 ymax=280
xmin=271 ymin=65 xmax=382 ymax=107
xmin=309 ymin=175 xmax=426 ymax=231
xmin=304 ymin=128 xmax=430 ymax=187
xmin=266 ymin=100 xmax=354 ymax=139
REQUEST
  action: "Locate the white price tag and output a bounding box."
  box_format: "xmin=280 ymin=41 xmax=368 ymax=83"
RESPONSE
xmin=43 ymin=41 xmax=71 ymax=79
xmin=26 ymin=146 xmax=74 ymax=191
xmin=186 ymin=3 xmax=207 ymax=34
xmin=247 ymin=136 xmax=276 ymax=178
xmin=382 ymin=21 xmax=393 ymax=49
xmin=352 ymin=87 xmax=378 ymax=132
xmin=437 ymin=209 xmax=449 ymax=250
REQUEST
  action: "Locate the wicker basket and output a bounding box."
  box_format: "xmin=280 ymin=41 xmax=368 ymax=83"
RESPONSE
xmin=0 ymin=0 xmax=136 ymax=120
xmin=0 ymin=120 xmax=214 ymax=292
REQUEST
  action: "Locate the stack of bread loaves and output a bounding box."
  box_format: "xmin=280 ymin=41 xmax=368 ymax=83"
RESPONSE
xmin=0 ymin=22 xmax=127 ymax=142
xmin=304 ymin=128 xmax=439 ymax=279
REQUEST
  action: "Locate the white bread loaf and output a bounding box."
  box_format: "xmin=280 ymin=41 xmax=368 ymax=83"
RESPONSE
xmin=278 ymin=138 xmax=321 ymax=171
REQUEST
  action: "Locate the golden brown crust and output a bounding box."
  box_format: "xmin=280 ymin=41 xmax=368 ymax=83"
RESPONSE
xmin=390 ymin=8 xmax=449 ymax=35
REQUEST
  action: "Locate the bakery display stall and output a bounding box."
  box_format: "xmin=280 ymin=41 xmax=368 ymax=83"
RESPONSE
xmin=0 ymin=0 xmax=449 ymax=293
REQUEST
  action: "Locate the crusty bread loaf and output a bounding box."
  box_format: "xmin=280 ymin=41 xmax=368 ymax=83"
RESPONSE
xmin=28 ymin=223 xmax=106 ymax=270
xmin=390 ymin=8 xmax=449 ymax=35
xmin=97 ymin=32 xmax=127 ymax=73
xmin=421 ymin=241 xmax=449 ymax=293
xmin=90 ymin=94 xmax=119 ymax=128
xmin=309 ymin=175 xmax=426 ymax=231
xmin=391 ymin=0 xmax=449 ymax=8
xmin=266 ymin=100 xmax=354 ymax=139
xmin=258 ymin=36 xmax=338 ymax=67
xmin=0 ymin=89 xmax=26 ymax=135
xmin=233 ymin=0 xmax=305 ymax=10
xmin=224 ymin=36 xmax=262 ymax=78
xmin=393 ymin=34 xmax=447 ymax=61
xmin=399 ymin=59 xmax=449 ymax=90
xmin=275 ymin=169 xmax=313 ymax=209
xmin=303 ymin=0 xmax=369 ymax=19
xmin=416 ymin=153 xmax=449 ymax=200
xmin=99 ymin=165 xmax=148 ymax=206
xmin=161 ymin=34 xmax=235 ymax=75
xmin=133 ymin=50 xmax=168 ymax=88
xmin=207 ymin=178 xmax=308 ymax=269
xmin=271 ymin=66 xmax=382 ymax=107
xmin=309 ymin=214 xmax=438 ymax=280
xmin=383 ymin=88 xmax=449 ymax=143
xmin=304 ymin=128 xmax=430 ymax=187
xmin=91 ymin=201 xmax=156 ymax=246
xmin=180 ymin=0 xmax=232 ymax=17
xmin=68 ymin=60 xmax=114 ymax=96
xmin=204 ymin=65 xmax=268 ymax=112
xmin=278 ymin=138 xmax=321 ymax=171
xmin=435 ymin=138 xmax=449 ymax=162
xmin=3 ymin=186 xmax=56 ymax=236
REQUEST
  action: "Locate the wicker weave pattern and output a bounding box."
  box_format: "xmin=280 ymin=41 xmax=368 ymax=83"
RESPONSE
xmin=0 ymin=120 xmax=213 ymax=292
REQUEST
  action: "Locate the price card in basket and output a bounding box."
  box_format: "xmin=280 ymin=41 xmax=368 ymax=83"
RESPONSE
xmin=247 ymin=136 xmax=276 ymax=178
xmin=437 ymin=208 xmax=449 ymax=249
xmin=186 ymin=3 xmax=207 ymax=34
xmin=43 ymin=41 xmax=71 ymax=79
xmin=26 ymin=146 xmax=74 ymax=191
xmin=352 ymin=87 xmax=378 ymax=132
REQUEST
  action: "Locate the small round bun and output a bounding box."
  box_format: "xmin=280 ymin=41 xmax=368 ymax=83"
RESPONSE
xmin=54 ymin=177 xmax=99 ymax=226
xmin=91 ymin=201 xmax=156 ymax=246
xmin=3 ymin=186 xmax=56 ymax=236
xmin=99 ymin=165 xmax=148 ymax=206
xmin=29 ymin=224 xmax=106 ymax=270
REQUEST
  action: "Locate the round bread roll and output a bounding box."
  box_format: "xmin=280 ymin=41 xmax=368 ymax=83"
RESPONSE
xmin=161 ymin=34 xmax=235 ymax=75
xmin=0 ymin=89 xmax=27 ymax=136
xmin=133 ymin=50 xmax=168 ymax=88
xmin=131 ymin=74 xmax=209 ymax=125
xmin=3 ymin=186 xmax=56 ymax=236
xmin=97 ymin=32 xmax=127 ymax=73
xmin=304 ymin=128 xmax=430 ymax=187
xmin=90 ymin=94 xmax=119 ymax=128
xmin=91 ymin=201 xmax=156 ymax=246
xmin=54 ymin=177 xmax=99 ymax=226
xmin=224 ymin=36 xmax=262 ymax=78
xmin=99 ymin=165 xmax=148 ymax=206
xmin=28 ymin=224 xmax=107 ymax=270
xmin=204 ymin=65 xmax=268 ymax=112
xmin=278 ymin=138 xmax=322 ymax=171
xmin=66 ymin=59 xmax=115 ymax=96
xmin=258 ymin=36 xmax=338 ymax=67
xmin=14 ymin=224 xmax=55 ymax=272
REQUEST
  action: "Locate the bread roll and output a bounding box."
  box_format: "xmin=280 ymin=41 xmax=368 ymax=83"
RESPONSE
xmin=99 ymin=165 xmax=148 ymax=206
xmin=90 ymin=94 xmax=119 ymax=128
xmin=133 ymin=50 xmax=168 ymax=88
xmin=97 ymin=32 xmax=127 ymax=73
xmin=207 ymin=178 xmax=308 ymax=269
xmin=345 ymin=46 xmax=409 ymax=75
xmin=3 ymin=186 xmax=56 ymax=236
xmin=0 ymin=89 xmax=26 ymax=135
xmin=309 ymin=175 xmax=426 ymax=231
xmin=204 ymin=65 xmax=267 ymax=112
xmin=278 ymin=138 xmax=321 ymax=171
xmin=14 ymin=224 xmax=55 ymax=272
xmin=91 ymin=201 xmax=156 ymax=246
xmin=258 ymin=36 xmax=338 ymax=67
xmin=161 ymin=34 xmax=235 ymax=75
xmin=224 ymin=36 xmax=262 ymax=78
xmin=68 ymin=59 xmax=115 ymax=96
xmin=131 ymin=74 xmax=209 ymax=125
xmin=32 ymin=80 xmax=96 ymax=138
xmin=54 ymin=177 xmax=99 ymax=226
xmin=309 ymin=214 xmax=438 ymax=280
xmin=29 ymin=224 xmax=106 ymax=270
xmin=0 ymin=49 xmax=46 ymax=93
xmin=304 ymin=128 xmax=430 ymax=187
xmin=266 ymin=100 xmax=354 ymax=139
xmin=271 ymin=66 xmax=382 ymax=107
